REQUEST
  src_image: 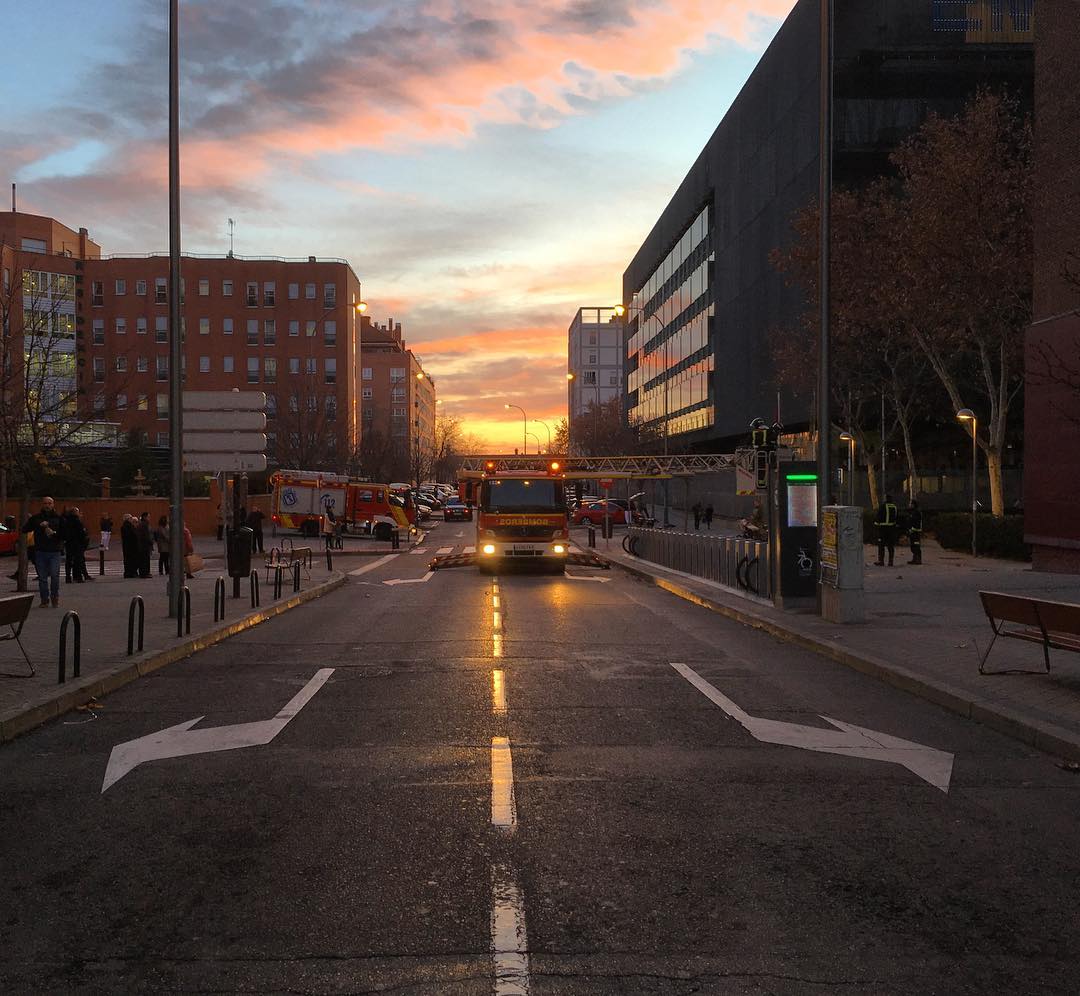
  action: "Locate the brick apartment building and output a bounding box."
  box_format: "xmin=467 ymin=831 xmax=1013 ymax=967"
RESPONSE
xmin=360 ymin=316 xmax=436 ymax=484
xmin=0 ymin=210 xmax=440 ymax=476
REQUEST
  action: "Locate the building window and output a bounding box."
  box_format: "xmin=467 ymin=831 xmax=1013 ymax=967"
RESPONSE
xmin=199 ymin=317 xmax=210 ymax=335
xmin=324 ymin=320 xmax=336 ymax=345
xmin=588 ymin=353 xmax=597 ymax=364
xmin=199 ymin=356 xmax=210 ymax=373
xmin=266 ymin=394 xmax=278 ymax=417
xmin=363 ymin=407 xmax=373 ymax=419
xmin=246 ymin=282 xmax=258 ymax=307
xmin=155 ymin=317 xmax=167 ymax=342
xmin=116 ymin=356 xmax=127 ymax=373
xmin=247 ymin=319 xmax=259 ymax=345
xmin=391 ymin=386 xmax=405 ymax=402
xmin=362 ymin=367 xmax=372 ymax=380
xmin=223 ymin=317 xmax=233 ymax=335
xmin=306 ymin=358 xmax=316 ymax=375
xmin=264 ymin=357 xmax=277 ymax=383
xmin=136 ymin=317 xmax=147 ymax=335
xmin=247 ymin=357 xmax=259 ymax=383
xmin=137 ymin=394 xmax=148 ymax=411
xmin=263 ymin=282 xmax=275 ymax=306
xmin=392 ymin=407 xmax=406 ymax=418
xmin=156 ymin=393 xmax=169 ymax=419
xmin=390 ymin=367 xmax=405 ymax=382
xmin=325 ymin=396 xmax=337 ymax=421
xmin=92 ymin=319 xmax=105 ymax=345
xmin=263 ymin=319 xmax=276 ymax=345
xmin=306 ymin=320 xmax=316 ymax=337
xmin=609 ymin=372 xmax=619 ymax=385
xmin=288 ymin=320 xmax=299 ymax=337
xmin=93 ymin=357 xmax=105 ymax=382
xmin=305 ymin=282 xmax=316 ymax=300
xmin=307 ymin=394 xmax=318 ymax=413
xmin=156 ymin=432 xmax=169 ymax=447
xmin=93 ymin=394 xmax=106 ymax=413
xmin=137 ymin=356 xmax=148 ymax=372
xmin=362 ymin=387 xmax=372 ymax=400
xmin=288 ymin=282 xmax=299 ymax=300
xmin=583 ymin=370 xmax=597 ymax=384
xmin=115 ymin=317 xmax=127 ymax=335
xmin=91 ymin=281 xmax=104 ymax=306
xmin=198 ymin=278 xmax=210 ymax=297
xmin=289 ymin=358 xmax=300 ymax=375
xmin=116 ymin=393 xmax=127 ymax=410
xmin=222 ymin=279 xmax=233 ymax=297
xmin=136 ymin=279 xmax=147 ymax=296
xmin=288 ymin=394 xmax=299 ymax=414
xmin=155 ymin=277 xmax=167 ymax=304
xmin=156 ymin=356 xmax=168 ymax=381
xmin=115 ymin=279 xmax=126 ymax=296
xmin=223 ymin=356 xmax=234 ymax=373
xmin=323 ymin=283 xmax=336 ymax=308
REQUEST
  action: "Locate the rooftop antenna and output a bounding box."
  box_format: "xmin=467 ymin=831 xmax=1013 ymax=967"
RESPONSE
xmin=227 ymin=217 xmax=235 ymax=258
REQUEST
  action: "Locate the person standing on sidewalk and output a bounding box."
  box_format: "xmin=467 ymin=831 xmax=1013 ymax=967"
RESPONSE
xmin=22 ymin=496 xmax=65 ymax=608
xmin=907 ymin=499 xmax=923 ymax=565
xmin=692 ymin=502 xmax=703 ymax=530
xmin=63 ymin=507 xmax=92 ymax=583
xmin=136 ymin=512 xmax=154 ymax=579
xmin=247 ymin=506 xmax=265 ymax=553
xmin=154 ymin=515 xmax=171 ymax=575
xmin=120 ymin=514 xmax=139 ymax=578
xmin=874 ymin=494 xmax=899 ymax=567
xmin=99 ymin=513 xmax=113 ymax=552
xmin=704 ymin=503 xmax=714 ymax=530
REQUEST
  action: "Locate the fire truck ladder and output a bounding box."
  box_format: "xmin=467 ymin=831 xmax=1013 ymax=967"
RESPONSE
xmin=458 ymin=453 xmax=746 ymax=478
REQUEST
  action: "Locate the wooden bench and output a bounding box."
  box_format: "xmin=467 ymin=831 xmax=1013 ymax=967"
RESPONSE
xmin=978 ymin=591 xmax=1080 ymax=674
xmin=0 ymin=593 xmax=36 ymax=677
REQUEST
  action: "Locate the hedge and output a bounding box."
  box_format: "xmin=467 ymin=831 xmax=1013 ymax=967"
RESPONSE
xmin=861 ymin=509 xmax=1030 ymax=561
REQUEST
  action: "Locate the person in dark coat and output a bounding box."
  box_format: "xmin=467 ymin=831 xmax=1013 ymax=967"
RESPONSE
xmin=136 ymin=512 xmax=154 ymax=578
xmin=704 ymin=503 xmax=714 ymax=530
xmin=22 ymin=496 xmax=65 ymax=607
xmin=246 ymin=507 xmax=265 ymax=553
xmin=120 ymin=514 xmax=140 ymax=578
xmin=874 ymin=494 xmax=899 ymax=568
xmin=154 ymin=515 xmax=171 ymax=575
xmin=692 ymin=502 xmax=703 ymax=530
xmin=63 ymin=507 xmax=92 ymax=583
xmin=907 ymin=499 xmax=923 ymax=565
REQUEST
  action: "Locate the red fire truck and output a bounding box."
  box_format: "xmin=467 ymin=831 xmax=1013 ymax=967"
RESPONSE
xmin=270 ymin=469 xmax=414 ymax=539
xmin=473 ymin=460 xmax=569 ymax=574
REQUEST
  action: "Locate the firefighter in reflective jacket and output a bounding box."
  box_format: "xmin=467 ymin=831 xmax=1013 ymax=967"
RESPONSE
xmin=874 ymin=494 xmax=899 ymax=567
xmin=907 ymin=498 xmax=923 ymax=565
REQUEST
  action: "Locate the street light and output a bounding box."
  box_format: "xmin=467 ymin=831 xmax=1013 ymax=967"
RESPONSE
xmin=957 ymin=408 xmax=977 ymax=557
xmin=527 ymin=431 xmax=541 ymax=454
xmin=839 ymin=431 xmax=855 ymax=505
xmin=533 ymin=419 xmax=551 ymax=454
xmin=504 ymin=403 xmax=527 ymax=454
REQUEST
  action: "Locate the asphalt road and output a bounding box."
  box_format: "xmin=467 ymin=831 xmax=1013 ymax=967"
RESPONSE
xmin=2 ymin=523 xmax=1078 ymax=994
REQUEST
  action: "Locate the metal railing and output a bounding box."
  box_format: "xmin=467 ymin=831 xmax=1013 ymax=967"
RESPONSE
xmin=623 ymin=526 xmax=770 ymax=600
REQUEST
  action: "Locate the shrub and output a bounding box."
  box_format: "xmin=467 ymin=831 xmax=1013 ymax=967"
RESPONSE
xmin=929 ymin=512 xmax=1030 ymax=561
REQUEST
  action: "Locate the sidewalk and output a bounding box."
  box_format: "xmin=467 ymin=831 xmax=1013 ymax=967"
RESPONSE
xmin=0 ymin=538 xmax=345 ymax=742
xmin=601 ymin=537 xmax=1080 ymax=762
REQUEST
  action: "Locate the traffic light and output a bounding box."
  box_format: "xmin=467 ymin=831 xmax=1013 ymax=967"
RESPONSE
xmin=755 ymin=449 xmax=769 ymax=490
xmin=750 ymin=417 xmax=768 ymax=450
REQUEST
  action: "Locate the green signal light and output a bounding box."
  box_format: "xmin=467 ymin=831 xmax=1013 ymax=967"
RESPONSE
xmin=786 ymin=474 xmax=819 ymax=482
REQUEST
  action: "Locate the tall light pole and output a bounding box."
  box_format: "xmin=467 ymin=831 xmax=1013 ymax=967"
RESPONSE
xmin=504 ymin=403 xmax=527 ymax=454
xmin=167 ymin=0 xmax=183 ymax=618
xmin=818 ymin=0 xmax=834 ymax=536
xmin=839 ymin=431 xmax=855 ymax=505
xmin=957 ymin=408 xmax=977 ymax=556
xmin=533 ymin=419 xmax=551 ymax=454
xmin=527 ymin=431 xmax=541 ymax=455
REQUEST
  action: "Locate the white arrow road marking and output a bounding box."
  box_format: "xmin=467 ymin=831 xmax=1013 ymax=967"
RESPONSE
xmin=564 ymin=574 xmax=611 ymax=583
xmin=348 ymin=554 xmax=398 ymax=577
xmin=383 ymin=571 xmax=434 ymax=586
xmin=671 ymin=663 xmax=954 ymax=793
xmin=102 ymin=668 xmax=335 ymax=792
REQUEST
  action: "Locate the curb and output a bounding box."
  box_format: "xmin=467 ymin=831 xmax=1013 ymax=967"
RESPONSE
xmin=600 ymin=553 xmax=1080 ymax=765
xmin=0 ymin=571 xmax=348 ymax=744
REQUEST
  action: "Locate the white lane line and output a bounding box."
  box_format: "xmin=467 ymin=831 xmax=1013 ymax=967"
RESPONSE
xmin=491 ymin=736 xmax=517 ymax=827
xmin=492 ymin=578 xmax=503 ymax=657
xmin=493 ymin=669 xmax=507 ymax=715
xmin=491 ymin=865 xmax=531 ymax=995
xmin=435 ymin=546 xmax=453 ymax=555
xmin=464 ymin=545 xmax=476 ymax=554
xmin=410 ymin=547 xmax=428 ymax=554
xmin=348 ymin=554 xmax=399 ymax=577
xmin=564 ymin=574 xmax=611 ymax=583
xmin=382 ymin=571 xmax=435 ymax=586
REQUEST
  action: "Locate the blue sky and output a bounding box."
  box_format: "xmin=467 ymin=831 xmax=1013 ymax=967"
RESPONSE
xmin=1 ymin=0 xmax=794 ymax=447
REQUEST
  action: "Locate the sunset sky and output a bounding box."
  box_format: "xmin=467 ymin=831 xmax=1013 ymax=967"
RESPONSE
xmin=2 ymin=0 xmax=794 ymax=451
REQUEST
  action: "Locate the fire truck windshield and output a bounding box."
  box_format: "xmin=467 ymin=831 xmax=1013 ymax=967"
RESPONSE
xmin=481 ymin=478 xmax=565 ymax=513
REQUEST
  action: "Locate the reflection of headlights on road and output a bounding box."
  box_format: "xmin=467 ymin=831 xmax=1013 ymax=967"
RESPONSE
xmin=553 ymin=544 xmax=566 ymax=554
xmin=482 ymin=544 xmax=496 ymax=555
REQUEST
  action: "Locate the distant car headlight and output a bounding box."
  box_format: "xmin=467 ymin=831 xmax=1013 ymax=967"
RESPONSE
xmin=482 ymin=543 xmax=496 ymax=555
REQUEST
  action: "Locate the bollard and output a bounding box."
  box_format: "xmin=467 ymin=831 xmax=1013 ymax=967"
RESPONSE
xmin=391 ymin=529 xmax=400 ymax=550
xmin=587 ymin=526 xmax=596 ymax=548
xmin=177 ymin=586 xmax=191 ymax=638
xmin=273 ymin=564 xmax=284 ymax=600
xmin=213 ymin=576 xmax=226 ymax=622
xmin=325 ymin=547 xmax=333 ymax=572
xmin=99 ymin=548 xmax=106 ymax=577
xmin=293 ymin=560 xmax=301 ymax=593
xmin=58 ymin=611 xmax=81 ymax=684
xmin=304 ymin=547 xmax=313 ymax=570
xmin=127 ymin=596 xmax=145 ymax=656
xmin=250 ymin=571 xmax=260 ymax=608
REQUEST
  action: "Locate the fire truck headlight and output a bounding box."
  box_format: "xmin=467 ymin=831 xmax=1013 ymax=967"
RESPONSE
xmin=482 ymin=543 xmax=497 ymax=555
xmin=553 ymin=544 xmax=566 ymax=555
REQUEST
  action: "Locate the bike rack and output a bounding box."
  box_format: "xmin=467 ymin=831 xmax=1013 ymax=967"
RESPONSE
xmin=58 ymin=610 xmax=81 ymax=684
xmin=250 ymin=571 xmax=260 ymax=608
xmin=213 ymin=577 xmax=226 ymax=622
xmin=127 ymin=596 xmax=145 ymax=656
xmin=177 ymin=586 xmax=191 ymax=638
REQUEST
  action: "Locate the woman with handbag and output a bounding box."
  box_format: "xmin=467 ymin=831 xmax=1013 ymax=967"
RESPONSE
xmin=182 ymin=525 xmax=200 ymax=579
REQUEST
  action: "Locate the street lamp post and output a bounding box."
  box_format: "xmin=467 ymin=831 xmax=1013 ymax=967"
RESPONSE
xmin=527 ymin=431 xmax=541 ymax=455
xmin=957 ymin=408 xmax=977 ymax=556
xmin=839 ymin=431 xmax=855 ymax=505
xmin=533 ymin=419 xmax=551 ymax=454
xmin=504 ymin=403 xmax=527 ymax=454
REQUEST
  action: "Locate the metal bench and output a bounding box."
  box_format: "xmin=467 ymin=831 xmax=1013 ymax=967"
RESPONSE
xmin=978 ymin=591 xmax=1080 ymax=675
xmin=0 ymin=593 xmax=36 ymax=677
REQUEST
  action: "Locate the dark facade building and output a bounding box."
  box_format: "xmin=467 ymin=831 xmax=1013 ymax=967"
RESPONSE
xmin=622 ymin=0 xmax=1033 ymax=451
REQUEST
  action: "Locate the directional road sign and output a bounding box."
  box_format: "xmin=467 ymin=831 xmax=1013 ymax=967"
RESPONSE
xmin=183 ymin=390 xmax=267 ymax=412
xmin=184 ymin=431 xmax=268 ymax=453
xmin=182 ymin=453 xmax=268 ymax=473
xmin=184 ymin=410 xmax=266 ymax=432
xmin=182 ymin=390 xmax=267 ymax=473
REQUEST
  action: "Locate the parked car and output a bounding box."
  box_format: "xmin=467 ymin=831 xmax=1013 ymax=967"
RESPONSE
xmin=0 ymin=524 xmax=18 ymax=557
xmin=443 ymin=500 xmax=472 ymax=522
xmin=571 ymin=501 xmax=630 ymax=526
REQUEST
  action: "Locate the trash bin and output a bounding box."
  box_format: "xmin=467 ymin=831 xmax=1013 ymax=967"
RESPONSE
xmin=227 ymin=526 xmax=254 ymax=578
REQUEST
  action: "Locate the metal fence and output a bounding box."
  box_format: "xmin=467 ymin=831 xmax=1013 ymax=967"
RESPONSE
xmin=624 ymin=527 xmax=771 ymax=600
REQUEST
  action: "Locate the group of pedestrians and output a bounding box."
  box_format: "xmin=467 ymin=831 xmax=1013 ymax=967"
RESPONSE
xmin=691 ymin=502 xmax=715 ymax=530
xmin=873 ymin=495 xmax=923 ymax=567
xmin=116 ymin=511 xmax=194 ymax=579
